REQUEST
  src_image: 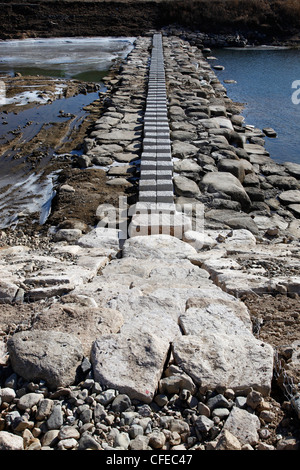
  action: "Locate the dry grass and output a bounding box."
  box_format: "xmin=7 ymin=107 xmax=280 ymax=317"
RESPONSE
xmin=158 ymin=0 xmax=300 ymax=33
xmin=2 ymin=0 xmax=300 ymax=39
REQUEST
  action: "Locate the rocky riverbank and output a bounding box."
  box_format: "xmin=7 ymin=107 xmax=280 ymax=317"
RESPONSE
xmin=0 ymin=33 xmax=300 ymax=451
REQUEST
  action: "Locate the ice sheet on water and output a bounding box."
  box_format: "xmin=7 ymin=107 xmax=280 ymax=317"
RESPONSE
xmin=2 ymin=83 xmax=66 ymax=107
xmin=0 ymin=37 xmax=136 ymax=77
xmin=0 ymin=171 xmax=59 ymax=228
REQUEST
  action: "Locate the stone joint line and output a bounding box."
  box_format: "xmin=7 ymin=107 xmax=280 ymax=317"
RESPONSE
xmin=139 ymin=33 xmax=174 ymax=207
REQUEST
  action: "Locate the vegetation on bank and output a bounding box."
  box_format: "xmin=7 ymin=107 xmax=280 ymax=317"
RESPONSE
xmin=1 ymin=0 xmax=300 ymax=41
xmin=159 ymin=0 xmax=300 ymax=37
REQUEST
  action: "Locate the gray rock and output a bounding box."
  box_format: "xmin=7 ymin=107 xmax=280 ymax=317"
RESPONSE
xmin=263 ymin=127 xmax=277 ymax=138
xmin=8 ymin=330 xmax=83 ymax=390
xmin=129 ymin=435 xmax=150 ymax=450
xmin=173 ymin=174 xmax=201 ymax=198
xmin=78 ymin=433 xmax=102 ymax=450
xmin=172 ymin=331 xmax=273 ymax=396
xmin=278 ymin=189 xmax=300 ymax=205
xmin=193 ymin=415 xmax=214 ymax=434
xmin=171 ymin=130 xmax=197 ymax=141
xmin=91 ymin=330 xmax=173 ymax=404
xmin=36 ymin=398 xmax=53 ymax=420
xmin=0 ymin=280 xmax=19 ymax=304
xmin=276 ymin=437 xmax=299 ymax=450
xmin=200 ymin=172 xmax=251 ymax=210
xmin=122 ymin=234 xmax=198 ymax=260
xmin=53 ymin=229 xmax=82 ymax=242
xmin=217 ymin=159 xmax=246 ymax=182
xmin=0 ymin=387 xmax=16 ymax=403
xmin=214 ymin=429 xmax=242 ymax=450
xmin=76 ymin=155 xmax=92 ymax=168
xmin=111 ymin=394 xmax=132 ymax=413
xmin=205 ymin=209 xmax=259 ymax=235
xmin=93 ymin=403 xmax=107 ymax=423
xmin=223 ymin=407 xmax=260 ymax=446
xmin=288 ymin=203 xmax=300 ymax=217
xmin=206 ymin=394 xmax=230 ymax=411
xmin=266 ymin=175 xmax=299 ymax=190
xmin=47 ymin=404 xmax=63 ymax=430
xmin=173 ymin=159 xmax=201 ymax=175
xmin=284 ymin=162 xmax=300 ymax=178
xmin=172 ymin=141 xmax=199 ymax=159
xmin=0 ymin=431 xmax=24 ymax=450
xmin=91 ymin=156 xmax=114 ymax=166
xmin=159 ymin=374 xmax=196 ymax=396
xmin=245 ymin=187 xmax=265 ymax=202
xmin=17 ymin=393 xmax=43 ymax=411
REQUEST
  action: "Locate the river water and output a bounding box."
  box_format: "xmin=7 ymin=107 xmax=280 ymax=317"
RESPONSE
xmin=0 ymin=37 xmax=135 ymax=228
xmin=212 ymin=47 xmax=300 ymax=165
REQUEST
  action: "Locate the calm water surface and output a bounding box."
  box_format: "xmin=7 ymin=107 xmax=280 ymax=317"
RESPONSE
xmin=212 ymin=47 xmax=300 ymax=165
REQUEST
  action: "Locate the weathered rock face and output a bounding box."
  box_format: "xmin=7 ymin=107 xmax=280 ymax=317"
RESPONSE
xmin=7 ymin=330 xmax=84 ymax=389
xmin=200 ymin=172 xmax=251 ymax=210
xmin=91 ymin=330 xmax=173 ymax=403
xmin=172 ymin=331 xmax=273 ymax=396
xmin=122 ymin=234 xmax=198 ymax=260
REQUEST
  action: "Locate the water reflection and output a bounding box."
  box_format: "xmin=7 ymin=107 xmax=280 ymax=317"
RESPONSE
xmin=212 ymin=47 xmax=300 ymax=164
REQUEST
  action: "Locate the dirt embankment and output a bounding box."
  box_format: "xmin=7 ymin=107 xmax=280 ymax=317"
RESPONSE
xmin=1 ymin=0 xmax=300 ymax=44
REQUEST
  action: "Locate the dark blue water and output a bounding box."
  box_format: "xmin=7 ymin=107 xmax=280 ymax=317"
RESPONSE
xmin=212 ymin=47 xmax=300 ymax=165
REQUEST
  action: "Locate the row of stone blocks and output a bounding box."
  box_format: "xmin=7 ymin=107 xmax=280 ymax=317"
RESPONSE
xmin=139 ymin=33 xmax=174 ymax=208
xmin=130 ymin=34 xmax=192 ymax=238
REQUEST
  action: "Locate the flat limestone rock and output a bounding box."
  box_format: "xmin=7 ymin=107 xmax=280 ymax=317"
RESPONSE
xmin=278 ymin=190 xmax=300 ymax=205
xmin=179 ymin=303 xmax=252 ymax=339
xmin=128 ymin=210 xmax=192 ymax=239
xmin=172 ymin=332 xmax=273 ymax=396
xmin=32 ymin=304 xmax=124 ymax=357
xmin=122 ymin=234 xmax=198 ymax=260
xmin=7 ymin=330 xmax=84 ymax=390
xmin=91 ymin=330 xmax=172 ymax=403
xmin=185 ymin=295 xmax=252 ymax=330
xmin=91 ymin=130 xmax=140 ymax=143
xmin=212 ymin=270 xmax=275 ymax=296
xmin=77 ymin=228 xmax=123 ymax=250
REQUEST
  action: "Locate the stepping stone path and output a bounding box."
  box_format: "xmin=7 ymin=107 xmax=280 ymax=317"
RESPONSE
xmin=0 ymin=31 xmax=300 ymax=451
xmin=139 ymin=33 xmax=174 ymax=206
xmin=130 ymin=33 xmax=191 ymax=238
